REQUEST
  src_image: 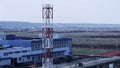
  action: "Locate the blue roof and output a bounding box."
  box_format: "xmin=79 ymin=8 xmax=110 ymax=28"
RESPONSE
xmin=32 ymin=38 xmax=72 ymax=42
xmin=1 ymin=40 xmax=32 ymax=47
xmin=1 ymin=38 xmax=72 ymax=47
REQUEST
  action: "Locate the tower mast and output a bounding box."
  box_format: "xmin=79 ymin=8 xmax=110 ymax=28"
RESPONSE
xmin=42 ymin=4 xmax=53 ymax=68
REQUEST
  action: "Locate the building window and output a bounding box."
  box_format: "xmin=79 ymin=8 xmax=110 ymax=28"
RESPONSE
xmin=34 ymin=43 xmax=36 ymax=49
xmin=66 ymin=41 xmax=68 ymax=47
xmin=19 ymin=57 xmax=22 ymax=61
xmin=62 ymin=41 xmax=63 ymax=47
xmin=38 ymin=55 xmax=41 ymax=60
xmin=56 ymin=52 xmax=58 ymax=57
xmin=40 ymin=43 xmax=42 ymax=48
xmin=4 ymin=53 xmax=8 ymax=56
xmin=57 ymin=41 xmax=59 ymax=48
xmin=32 ymin=56 xmax=34 ymax=60
xmin=27 ymin=56 xmax=30 ymax=60
xmin=67 ymin=41 xmax=69 ymax=46
xmin=33 ymin=43 xmax=35 ymax=49
xmin=8 ymin=52 xmax=13 ymax=54
xmin=59 ymin=41 xmax=61 ymax=48
xmin=22 ymin=50 xmax=27 ymax=53
xmin=38 ymin=43 xmax=40 ymax=49
xmin=55 ymin=52 xmax=57 ymax=57
xmin=54 ymin=42 xmax=56 ymax=48
xmin=15 ymin=51 xmax=20 ymax=53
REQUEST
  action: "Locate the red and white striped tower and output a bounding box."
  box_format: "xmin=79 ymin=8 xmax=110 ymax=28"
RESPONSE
xmin=42 ymin=4 xmax=53 ymax=68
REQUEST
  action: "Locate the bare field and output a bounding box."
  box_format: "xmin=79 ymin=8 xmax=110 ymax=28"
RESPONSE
xmin=62 ymin=32 xmax=120 ymax=49
xmin=2 ymin=31 xmax=120 ymax=49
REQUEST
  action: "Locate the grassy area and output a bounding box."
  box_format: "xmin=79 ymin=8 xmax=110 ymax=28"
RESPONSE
xmin=72 ymin=48 xmax=110 ymax=54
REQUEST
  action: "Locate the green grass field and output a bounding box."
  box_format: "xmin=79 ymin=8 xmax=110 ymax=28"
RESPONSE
xmin=72 ymin=48 xmax=110 ymax=54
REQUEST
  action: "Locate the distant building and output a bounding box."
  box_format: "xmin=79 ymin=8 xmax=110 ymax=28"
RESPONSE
xmin=0 ymin=34 xmax=72 ymax=66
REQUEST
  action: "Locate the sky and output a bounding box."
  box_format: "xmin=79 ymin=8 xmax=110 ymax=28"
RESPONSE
xmin=0 ymin=0 xmax=120 ymax=24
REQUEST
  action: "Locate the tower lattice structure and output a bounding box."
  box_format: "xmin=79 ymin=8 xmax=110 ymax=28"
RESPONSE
xmin=42 ymin=4 xmax=53 ymax=68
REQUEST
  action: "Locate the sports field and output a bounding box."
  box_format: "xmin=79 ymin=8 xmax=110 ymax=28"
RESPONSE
xmin=72 ymin=48 xmax=110 ymax=55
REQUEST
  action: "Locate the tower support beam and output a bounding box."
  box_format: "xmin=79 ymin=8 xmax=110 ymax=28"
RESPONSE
xmin=42 ymin=4 xmax=53 ymax=68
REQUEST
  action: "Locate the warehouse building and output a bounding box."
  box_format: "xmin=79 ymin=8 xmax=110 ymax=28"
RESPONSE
xmin=0 ymin=34 xmax=72 ymax=66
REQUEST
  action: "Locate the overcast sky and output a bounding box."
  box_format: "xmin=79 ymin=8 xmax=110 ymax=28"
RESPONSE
xmin=0 ymin=0 xmax=119 ymax=24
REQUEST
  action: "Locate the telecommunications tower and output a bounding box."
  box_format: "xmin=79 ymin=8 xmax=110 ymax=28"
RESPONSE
xmin=42 ymin=4 xmax=53 ymax=68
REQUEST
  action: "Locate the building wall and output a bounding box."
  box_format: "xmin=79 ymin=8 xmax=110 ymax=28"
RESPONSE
xmin=0 ymin=59 xmax=11 ymax=66
xmin=0 ymin=47 xmax=31 ymax=58
xmin=0 ymin=38 xmax=72 ymax=66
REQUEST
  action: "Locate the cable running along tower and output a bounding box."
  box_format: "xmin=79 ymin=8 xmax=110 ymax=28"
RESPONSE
xmin=42 ymin=4 xmax=53 ymax=68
